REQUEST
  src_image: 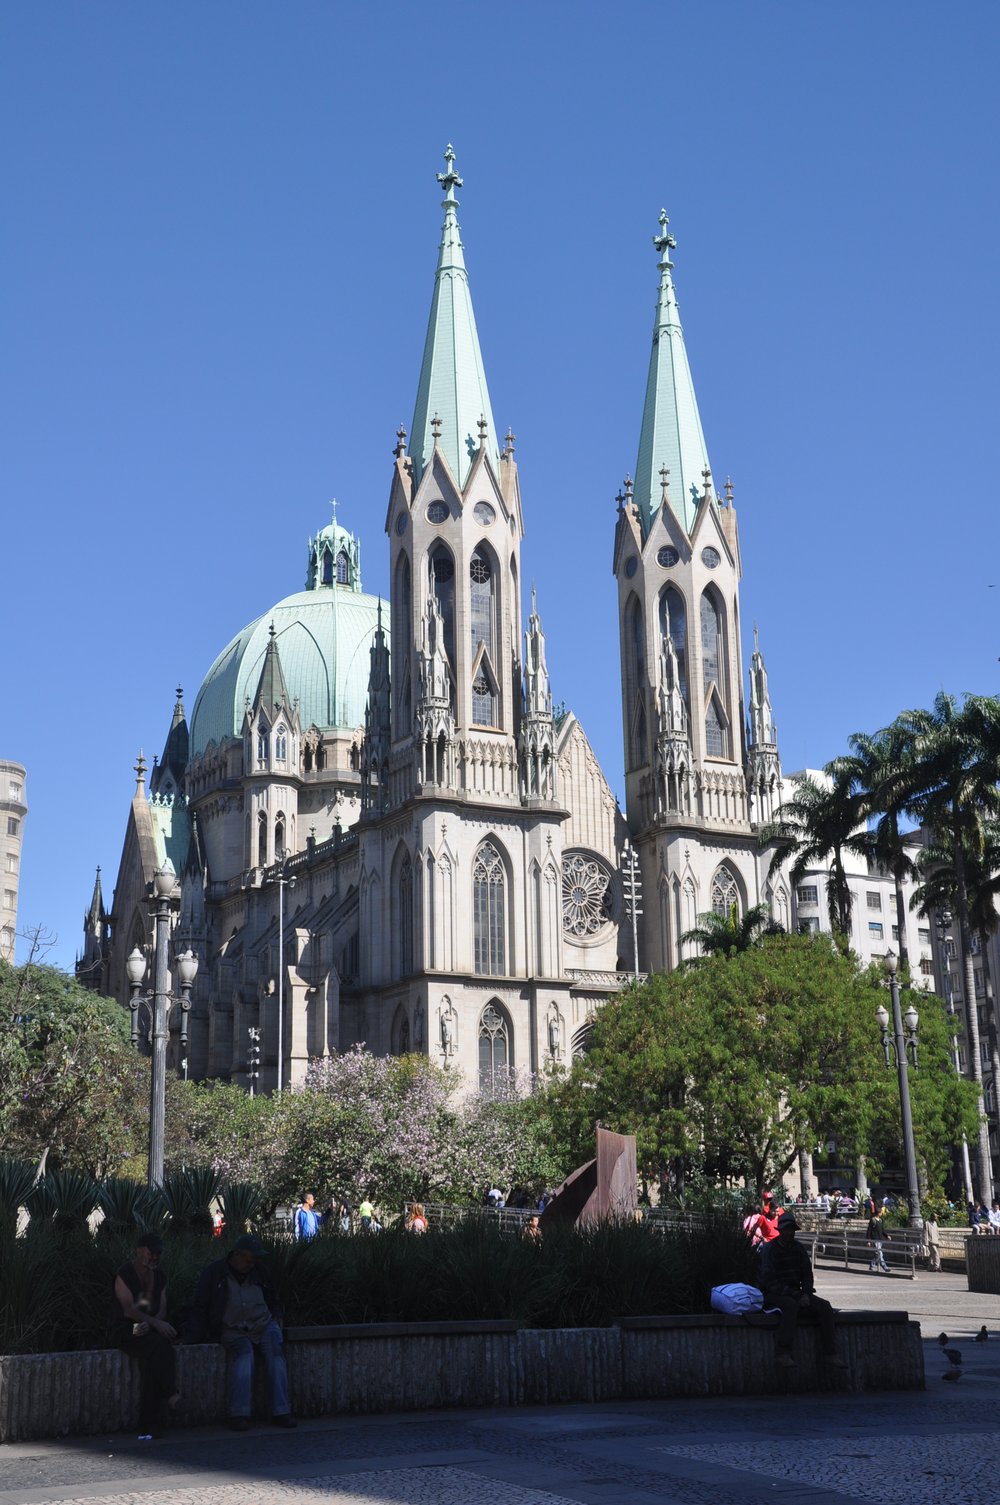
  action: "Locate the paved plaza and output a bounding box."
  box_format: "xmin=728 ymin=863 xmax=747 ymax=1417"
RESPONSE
xmin=2 ymin=1268 xmax=999 ymax=1505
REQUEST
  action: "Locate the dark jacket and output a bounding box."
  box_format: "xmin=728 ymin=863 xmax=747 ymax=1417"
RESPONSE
xmin=188 ymin=1256 xmax=282 ymax=1343
xmin=757 ymin=1235 xmax=814 ymax=1301
xmin=867 ymin=1215 xmax=888 ymax=1241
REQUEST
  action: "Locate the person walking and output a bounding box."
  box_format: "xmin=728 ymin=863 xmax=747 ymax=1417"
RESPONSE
xmin=358 ymin=1195 xmax=374 ymax=1231
xmin=191 ymin=1235 xmax=296 ymax=1432
xmin=924 ymin=1212 xmax=942 ymax=1271
xmin=113 ymin=1233 xmax=180 ymax=1440
xmin=867 ymin=1207 xmax=891 ymax=1273
xmin=294 ymin=1192 xmax=321 ymax=1241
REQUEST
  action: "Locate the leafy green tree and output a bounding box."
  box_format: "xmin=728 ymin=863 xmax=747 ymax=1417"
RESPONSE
xmin=0 ymin=954 xmax=147 ymax=1177
xmin=760 ymin=768 xmax=860 ymax=937
xmin=680 ymin=901 xmax=777 ymax=962
xmin=544 ymin=936 xmax=978 ymax=1201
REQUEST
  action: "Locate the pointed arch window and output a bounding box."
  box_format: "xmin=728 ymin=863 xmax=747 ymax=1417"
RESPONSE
xmin=322 ymin=549 xmax=334 ymax=586
xmin=625 ymin=595 xmax=646 ymax=770
xmin=429 ymin=548 xmax=456 ymax=667
xmin=700 ymin=590 xmax=725 ymax=693
xmin=659 ymin=587 xmax=688 ymax=699
xmin=275 ymin=726 xmax=287 ymax=762
xmin=711 ymin=865 xmax=740 ymax=917
xmin=705 ymin=698 xmax=726 ymax=758
xmin=336 ymin=548 xmax=349 ymax=585
xmin=471 ymin=664 xmax=498 ymax=727
xmin=393 ymin=553 xmax=412 ymax=736
xmin=274 ymin=812 xmax=285 ymax=862
xmin=473 ymin=841 xmax=506 ymax=975
xmin=399 ymin=856 xmax=413 ymax=976
xmin=257 ymin=812 xmax=267 ymax=868
xmin=257 ymin=721 xmax=269 ymax=764
xmin=470 ymin=549 xmax=495 ymax=658
xmin=398 ymin=1016 xmax=410 ymax=1055
xmin=478 ymin=1000 xmax=511 ymax=1092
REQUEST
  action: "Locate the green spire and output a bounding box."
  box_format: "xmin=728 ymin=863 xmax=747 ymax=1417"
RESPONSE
xmin=410 ymin=146 xmax=499 ymax=489
xmin=634 ymin=211 xmax=713 ymax=535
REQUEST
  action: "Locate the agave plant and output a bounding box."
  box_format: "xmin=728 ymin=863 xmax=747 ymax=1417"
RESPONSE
xmin=219 ymin=1180 xmax=266 ymax=1236
xmin=160 ymin=1166 xmax=222 ymax=1234
xmin=0 ymin=1157 xmax=37 ymax=1237
xmin=96 ymin=1177 xmax=149 ymax=1238
xmin=46 ymin=1169 xmax=100 ymax=1233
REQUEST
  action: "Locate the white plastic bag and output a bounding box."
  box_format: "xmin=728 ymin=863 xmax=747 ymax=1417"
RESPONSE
xmin=710 ymin=1282 xmax=764 ymax=1314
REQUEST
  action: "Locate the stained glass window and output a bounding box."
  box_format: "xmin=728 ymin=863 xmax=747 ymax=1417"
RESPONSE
xmin=660 ymin=587 xmax=688 ymax=698
xmin=562 ymin=852 xmax=613 ymax=936
xmin=711 ymin=866 xmax=739 ymax=916
xmin=700 ymin=592 xmax=721 ymax=688
xmin=473 ymin=843 xmax=506 ymax=975
xmin=705 ymin=698 xmax=725 ymax=757
xmin=479 ymin=1001 xmax=510 ymax=1091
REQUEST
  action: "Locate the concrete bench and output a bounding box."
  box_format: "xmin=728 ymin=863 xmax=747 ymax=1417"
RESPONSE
xmin=0 ymin=1310 xmax=924 ymax=1442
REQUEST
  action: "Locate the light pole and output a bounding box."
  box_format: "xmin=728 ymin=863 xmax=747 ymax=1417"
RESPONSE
xmin=274 ymin=868 xmax=296 ymax=1091
xmin=621 ymin=840 xmax=642 ymax=979
xmin=126 ymin=863 xmax=198 ymax=1188
xmin=247 ymin=1026 xmax=261 ymax=1096
xmin=877 ymin=949 xmax=922 ymax=1230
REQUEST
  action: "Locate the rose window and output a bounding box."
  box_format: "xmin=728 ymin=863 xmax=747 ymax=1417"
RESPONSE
xmin=562 ymin=852 xmax=613 ymax=936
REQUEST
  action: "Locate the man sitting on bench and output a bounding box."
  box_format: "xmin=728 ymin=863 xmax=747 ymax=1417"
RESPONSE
xmin=758 ymin=1211 xmax=849 ymax=1371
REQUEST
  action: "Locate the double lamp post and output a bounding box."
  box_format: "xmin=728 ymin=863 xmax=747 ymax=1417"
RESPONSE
xmin=126 ymin=862 xmax=198 ymax=1188
xmin=876 ymin=949 xmax=922 ymax=1230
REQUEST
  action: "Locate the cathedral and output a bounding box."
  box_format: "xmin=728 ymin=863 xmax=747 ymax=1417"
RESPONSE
xmin=80 ymin=148 xmax=786 ymax=1092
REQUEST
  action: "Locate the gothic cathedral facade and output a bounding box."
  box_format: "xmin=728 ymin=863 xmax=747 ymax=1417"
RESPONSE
xmin=83 ymin=151 xmax=786 ymax=1092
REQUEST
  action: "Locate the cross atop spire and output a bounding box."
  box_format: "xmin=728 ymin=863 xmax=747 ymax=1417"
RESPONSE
xmin=431 ymin=412 xmax=442 ymax=442
xmin=394 ymin=424 xmax=407 ymax=458
xmin=134 ymin=750 xmax=146 ymax=789
xmin=503 ymin=426 xmax=516 ymax=458
xmin=477 ymin=414 xmax=488 ymax=447
xmin=653 ymin=208 xmax=676 ymax=265
xmin=437 ymin=143 xmax=463 ymax=200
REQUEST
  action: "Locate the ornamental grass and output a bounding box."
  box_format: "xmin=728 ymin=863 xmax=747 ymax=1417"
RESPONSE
xmin=0 ymin=1212 xmax=758 ymax=1355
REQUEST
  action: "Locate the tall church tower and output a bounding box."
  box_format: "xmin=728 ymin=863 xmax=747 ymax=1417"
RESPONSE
xmin=357 ymin=147 xmax=571 ymax=1082
xmin=614 ymin=212 xmax=783 ymax=970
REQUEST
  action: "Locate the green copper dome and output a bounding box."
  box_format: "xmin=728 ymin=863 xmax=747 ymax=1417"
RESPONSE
xmin=190 ymin=522 xmax=386 ymax=757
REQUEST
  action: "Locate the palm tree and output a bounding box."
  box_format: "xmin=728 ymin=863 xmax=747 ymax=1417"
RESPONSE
xmin=897 ymin=692 xmax=1000 ymax=1203
xmin=680 ymin=902 xmax=777 ymax=962
xmin=914 ymin=821 xmax=1000 ymax=1177
xmin=833 ymin=722 xmax=920 ymax=971
xmin=760 ymin=766 xmax=860 ymax=938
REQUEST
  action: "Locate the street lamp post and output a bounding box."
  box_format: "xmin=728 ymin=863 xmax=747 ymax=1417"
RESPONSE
xmin=126 ymin=863 xmax=198 ymax=1188
xmin=274 ymin=868 xmax=296 ymax=1092
xmin=877 ymin=949 xmax=922 ymax=1231
xmin=621 ymin=840 xmax=642 ymax=980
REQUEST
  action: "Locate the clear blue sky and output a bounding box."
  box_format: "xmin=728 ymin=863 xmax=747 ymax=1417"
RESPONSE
xmin=3 ymin=2 xmax=998 ymax=969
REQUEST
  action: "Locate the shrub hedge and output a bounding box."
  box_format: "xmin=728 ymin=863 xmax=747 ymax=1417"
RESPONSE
xmin=0 ymin=1213 xmax=758 ymax=1354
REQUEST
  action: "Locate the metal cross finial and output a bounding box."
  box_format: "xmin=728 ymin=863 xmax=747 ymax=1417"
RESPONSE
xmin=394 ymin=424 xmax=407 ymax=457
xmin=175 ymin=684 xmax=184 ymax=703
xmin=753 ymin=622 xmax=760 ymax=653
xmin=431 ymin=412 xmax=442 ymax=441
xmin=653 ymin=208 xmax=677 ymax=260
xmin=624 ymin=473 xmax=633 ymax=497
xmin=701 ymin=467 xmax=712 ymax=500
xmin=477 ymin=414 xmax=488 ymax=446
xmin=134 ymin=750 xmax=147 ymax=788
xmin=330 ymin=497 xmax=338 ymax=527
xmin=659 ymin=464 xmax=671 ymax=498
xmin=437 ymin=144 xmax=463 ymax=198
xmin=724 ymin=475 xmax=734 ymax=506
xmin=503 ymin=426 xmax=516 ymax=457
xmin=615 ymin=488 xmax=625 ymax=514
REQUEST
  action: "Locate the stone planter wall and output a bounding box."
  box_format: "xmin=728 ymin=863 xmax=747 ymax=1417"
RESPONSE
xmin=965 ymin=1235 xmax=1000 ymax=1292
xmin=0 ymin=1310 xmax=924 ymax=1443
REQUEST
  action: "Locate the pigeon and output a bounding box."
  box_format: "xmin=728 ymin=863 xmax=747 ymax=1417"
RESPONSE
xmin=942 ymin=1369 xmax=961 ymax=1383
xmin=975 ymin=1326 xmax=989 ymax=1343
xmin=944 ymin=1348 xmax=962 ymax=1366
xmin=937 ymin=1332 xmax=949 ymax=1347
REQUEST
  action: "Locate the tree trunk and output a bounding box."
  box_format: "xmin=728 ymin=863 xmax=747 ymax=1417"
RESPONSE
xmin=979 ymin=927 xmax=1000 ymax=1164
xmin=893 ymin=870 xmax=909 ymax=970
xmin=798 ymin=1146 xmax=815 ymax=1200
xmin=953 ymin=826 xmax=994 ymax=1202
